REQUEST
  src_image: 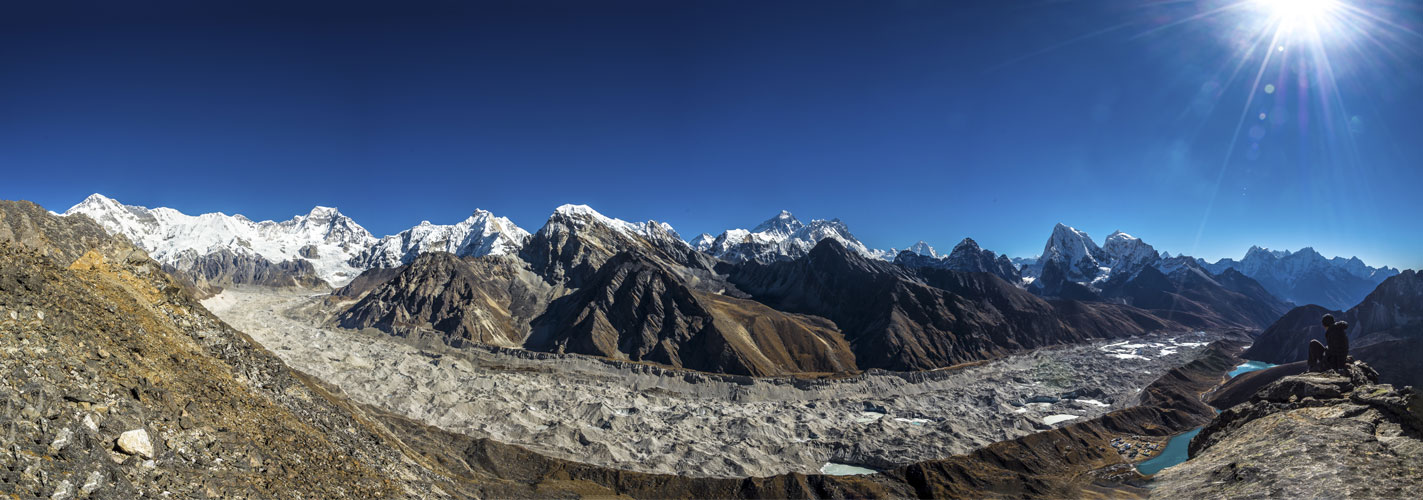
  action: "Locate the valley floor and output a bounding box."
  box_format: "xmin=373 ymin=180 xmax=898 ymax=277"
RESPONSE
xmin=204 ymin=287 xmax=1223 ymax=478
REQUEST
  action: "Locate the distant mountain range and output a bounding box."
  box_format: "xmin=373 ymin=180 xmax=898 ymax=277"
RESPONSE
xmin=57 ymin=194 xmax=1406 ymax=376
xmin=1196 ymin=246 xmax=1398 ymax=311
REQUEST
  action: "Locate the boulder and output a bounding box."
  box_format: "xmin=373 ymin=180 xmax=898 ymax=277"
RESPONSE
xmin=116 ymin=429 xmax=153 ymax=459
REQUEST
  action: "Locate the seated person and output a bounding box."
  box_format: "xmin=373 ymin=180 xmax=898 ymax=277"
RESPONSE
xmin=1307 ymin=314 xmax=1349 ymax=372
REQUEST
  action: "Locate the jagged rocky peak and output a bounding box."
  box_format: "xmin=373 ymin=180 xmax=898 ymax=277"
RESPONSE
xmin=62 ymin=193 xmax=376 ymax=287
xmin=906 ymin=240 xmax=937 ymax=258
xmin=1202 ymin=244 xmax=1403 ymax=310
xmin=689 ymin=232 xmax=716 ymax=252
xmin=354 ymin=208 xmax=530 ymax=269
xmin=1039 ymin=223 xmax=1107 ymax=282
xmin=547 ymin=203 xmax=681 ymax=241
xmin=894 ymin=237 xmax=1021 ymax=284
xmin=522 ymin=203 xmax=709 ymax=288
xmin=1100 ymin=230 xmax=1160 ymax=275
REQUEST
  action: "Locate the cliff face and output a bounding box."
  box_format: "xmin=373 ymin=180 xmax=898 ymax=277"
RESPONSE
xmin=1152 ymin=362 xmax=1423 ymax=498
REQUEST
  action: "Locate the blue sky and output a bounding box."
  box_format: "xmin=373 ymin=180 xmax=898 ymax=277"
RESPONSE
xmin=2 ymin=0 xmax=1420 ymax=269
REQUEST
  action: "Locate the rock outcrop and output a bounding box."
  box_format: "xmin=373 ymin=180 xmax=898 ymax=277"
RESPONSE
xmin=1152 ymin=362 xmax=1422 ymax=498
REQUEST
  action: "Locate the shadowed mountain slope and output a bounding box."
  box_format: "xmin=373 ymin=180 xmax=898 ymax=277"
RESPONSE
xmin=727 ymin=239 xmax=1184 ymax=371
xmin=526 ymin=251 xmax=857 ymax=376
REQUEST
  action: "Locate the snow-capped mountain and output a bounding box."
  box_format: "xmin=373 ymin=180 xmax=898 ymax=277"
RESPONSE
xmin=1027 ymin=225 xmax=1165 ymax=284
xmin=353 ymin=210 xmax=530 ymax=269
xmin=906 ymin=240 xmax=937 ymax=258
xmin=520 ymin=204 xmax=715 ymax=288
xmin=1199 ymin=246 xmax=1400 ymax=310
xmin=697 ymin=211 xmax=891 ymax=264
xmin=1031 ymin=223 xmax=1109 ymax=284
xmin=1100 ymin=230 xmax=1161 ymax=277
xmin=64 ymin=193 xmax=376 ymax=286
xmin=895 ymin=238 xmax=1021 ymax=284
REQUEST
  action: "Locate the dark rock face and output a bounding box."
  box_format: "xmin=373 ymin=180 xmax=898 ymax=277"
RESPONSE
xmin=729 ymin=239 xmax=1181 ymax=371
xmin=331 ymin=265 xmax=404 ymax=298
xmin=527 ymin=251 xmax=856 ymax=376
xmin=1152 ymin=362 xmax=1422 ymax=498
xmin=894 ymin=238 xmax=1022 ymax=284
xmin=164 ymin=247 xmax=328 ymax=292
xmin=1028 ymin=258 xmax=1100 ymax=301
xmin=1245 ymin=271 xmax=1423 ymax=388
xmin=338 ymin=252 xmax=547 ymax=347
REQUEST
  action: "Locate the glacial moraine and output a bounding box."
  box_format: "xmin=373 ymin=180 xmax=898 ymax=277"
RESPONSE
xmin=205 ymin=286 xmax=1229 ymax=478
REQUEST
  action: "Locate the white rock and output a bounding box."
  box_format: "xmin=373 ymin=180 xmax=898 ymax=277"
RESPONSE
xmin=81 ymin=471 xmax=104 ymax=494
xmin=49 ymin=479 xmax=73 ymax=500
xmin=49 ymin=428 xmax=72 ymax=451
xmin=116 ymin=429 xmax=154 ymax=459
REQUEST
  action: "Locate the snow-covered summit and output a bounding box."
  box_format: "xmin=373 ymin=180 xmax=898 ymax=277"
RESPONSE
xmin=698 ymin=211 xmax=891 ymax=264
xmin=1101 ymin=230 xmax=1161 ymax=277
xmin=64 ymin=193 xmax=377 ymax=286
xmin=1036 ymin=223 xmax=1109 ymax=283
xmin=548 ymin=203 xmax=683 ymax=243
xmin=353 ymin=209 xmax=531 ymax=269
xmin=906 ymin=240 xmax=937 ymax=258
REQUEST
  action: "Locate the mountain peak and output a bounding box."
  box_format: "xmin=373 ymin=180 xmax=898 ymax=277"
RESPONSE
xmin=751 ymin=210 xmax=804 ymax=235
xmin=306 ymin=206 xmax=340 ymax=218
xmin=907 ymin=240 xmax=937 ymax=258
xmin=81 ymin=192 xmax=115 ymax=204
xmin=65 ymin=193 xmax=123 ymax=215
xmin=952 ymin=237 xmax=982 ymax=253
xmin=553 ymin=204 xmax=602 ymax=219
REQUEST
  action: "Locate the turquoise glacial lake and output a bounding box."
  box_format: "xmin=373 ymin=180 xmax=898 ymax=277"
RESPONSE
xmin=1136 ymin=360 xmax=1276 ymax=475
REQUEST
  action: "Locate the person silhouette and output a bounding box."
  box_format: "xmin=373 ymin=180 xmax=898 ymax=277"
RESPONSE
xmin=1307 ymin=314 xmax=1349 ymax=372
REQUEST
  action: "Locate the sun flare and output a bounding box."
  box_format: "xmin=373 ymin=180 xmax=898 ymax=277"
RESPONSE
xmin=1256 ymin=0 xmax=1340 ymax=27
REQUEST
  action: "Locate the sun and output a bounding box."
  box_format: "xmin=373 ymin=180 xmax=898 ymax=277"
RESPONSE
xmin=1255 ymin=0 xmax=1340 ymax=27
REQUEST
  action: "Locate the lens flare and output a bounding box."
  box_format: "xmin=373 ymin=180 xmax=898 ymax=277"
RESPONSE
xmin=1256 ymin=0 xmax=1340 ymax=28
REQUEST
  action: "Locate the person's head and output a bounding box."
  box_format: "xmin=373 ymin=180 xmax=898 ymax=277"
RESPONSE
xmin=1322 ymin=314 xmax=1336 ymax=327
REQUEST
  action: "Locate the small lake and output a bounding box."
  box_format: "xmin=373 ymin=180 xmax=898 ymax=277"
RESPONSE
xmin=1228 ymin=360 xmax=1276 ymax=378
xmin=1135 ymin=427 xmax=1202 ymax=475
xmin=1137 ymin=360 xmax=1277 ymax=476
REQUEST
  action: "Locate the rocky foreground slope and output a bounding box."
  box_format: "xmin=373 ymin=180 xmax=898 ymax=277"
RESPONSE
xmin=0 ymin=200 xmax=451 ymax=498
xmin=1152 ymin=362 xmax=1422 ymax=497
